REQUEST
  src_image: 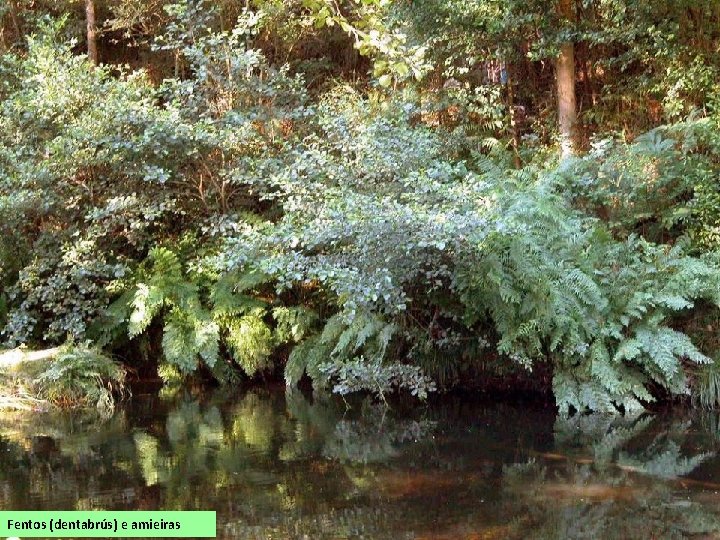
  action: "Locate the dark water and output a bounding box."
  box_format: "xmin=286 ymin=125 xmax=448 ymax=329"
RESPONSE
xmin=3 ymin=389 xmax=720 ymax=539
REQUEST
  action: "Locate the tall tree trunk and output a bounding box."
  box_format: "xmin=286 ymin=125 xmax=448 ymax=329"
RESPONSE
xmin=556 ymin=0 xmax=577 ymax=157
xmin=505 ymin=65 xmax=522 ymax=168
xmin=85 ymin=0 xmax=98 ymax=65
xmin=8 ymin=0 xmax=22 ymax=42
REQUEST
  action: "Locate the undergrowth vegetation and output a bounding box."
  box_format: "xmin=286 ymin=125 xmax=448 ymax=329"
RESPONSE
xmin=34 ymin=344 xmax=127 ymax=412
xmin=3 ymin=1 xmax=720 ymax=413
xmin=0 ymin=344 xmax=126 ymax=412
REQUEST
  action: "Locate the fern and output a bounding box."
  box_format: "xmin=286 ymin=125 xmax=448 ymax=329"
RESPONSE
xmin=285 ymin=334 xmax=333 ymax=389
xmin=162 ymin=312 xmax=200 ymax=373
xmin=161 ymin=308 xmax=220 ymax=373
xmin=34 ymin=343 xmax=126 ymax=412
xmin=128 ymin=283 xmax=165 ymax=337
xmin=553 ymin=371 xmax=582 ymax=416
xmin=320 ymin=313 xmax=347 ymax=345
xmin=225 ymin=313 xmax=273 ymax=376
xmin=283 ymin=309 xmax=419 ymax=396
xmin=692 ymin=360 xmax=720 ymax=409
xmin=210 ymin=271 xmax=269 ymax=318
xmin=127 ymin=247 xmax=198 ymax=337
xmin=101 ymin=248 xmax=278 ymax=378
xmin=272 ymin=306 xmax=318 ymax=344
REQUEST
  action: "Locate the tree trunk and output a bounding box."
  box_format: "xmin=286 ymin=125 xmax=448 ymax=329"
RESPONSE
xmin=505 ymin=65 xmax=522 ymax=168
xmin=85 ymin=0 xmax=98 ymax=65
xmin=8 ymin=0 xmax=22 ymax=42
xmin=556 ymin=0 xmax=577 ymax=157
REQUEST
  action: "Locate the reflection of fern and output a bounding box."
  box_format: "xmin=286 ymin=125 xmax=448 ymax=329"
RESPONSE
xmin=618 ymin=441 xmax=713 ymax=479
xmin=554 ymin=413 xmax=715 ymax=481
xmin=505 ymin=414 xmax=720 ymax=539
xmin=555 ymin=414 xmax=654 ymax=467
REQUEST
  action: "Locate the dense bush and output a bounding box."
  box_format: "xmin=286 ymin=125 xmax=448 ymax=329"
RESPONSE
xmin=3 ymin=2 xmax=720 ymax=413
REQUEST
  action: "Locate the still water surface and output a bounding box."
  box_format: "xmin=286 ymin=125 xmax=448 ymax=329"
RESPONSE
xmin=2 ymin=389 xmax=720 ymax=539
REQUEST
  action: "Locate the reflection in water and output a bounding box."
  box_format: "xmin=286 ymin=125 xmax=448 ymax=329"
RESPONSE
xmin=1 ymin=391 xmax=720 ymax=538
xmin=505 ymin=415 xmax=720 ymax=538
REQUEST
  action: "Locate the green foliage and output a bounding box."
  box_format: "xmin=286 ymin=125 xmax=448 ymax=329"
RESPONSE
xmin=103 ymin=245 xmax=323 ymax=381
xmin=394 ymin=0 xmax=720 ymax=137
xmin=272 ymin=306 xmax=318 ymax=344
xmin=692 ymin=361 xmax=720 ymax=409
xmin=459 ymin=226 xmax=720 ymax=414
xmin=206 ymin=85 xmax=720 ymax=411
xmin=555 ymin=119 xmax=720 ymax=249
xmin=224 ymin=313 xmax=273 ymax=376
xmin=34 ymin=343 xmax=126 ymax=412
xmin=0 ymin=22 xmax=184 ymax=345
xmin=5 ymin=0 xmax=720 ymax=410
xmin=3 ymin=238 xmax=126 ymax=345
xmin=107 ymin=247 xmax=251 ymax=375
xmin=285 ymin=335 xmax=332 ymax=389
xmin=321 ymin=356 xmax=436 ymax=400
xmin=162 ymin=308 xmax=220 ymax=373
xmin=284 ymin=309 xmax=435 ymax=399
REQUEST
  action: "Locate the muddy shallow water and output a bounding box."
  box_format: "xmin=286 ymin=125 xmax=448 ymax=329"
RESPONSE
xmin=2 ymin=389 xmax=720 ymax=539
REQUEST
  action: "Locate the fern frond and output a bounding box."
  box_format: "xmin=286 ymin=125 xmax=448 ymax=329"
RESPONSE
xmin=273 ymin=306 xmax=318 ymax=344
xmin=226 ymin=313 xmax=273 ymax=376
xmin=161 ymin=308 xmax=220 ymax=373
xmin=128 ymin=284 xmax=165 ymax=337
xmin=285 ymin=334 xmax=332 ymax=389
